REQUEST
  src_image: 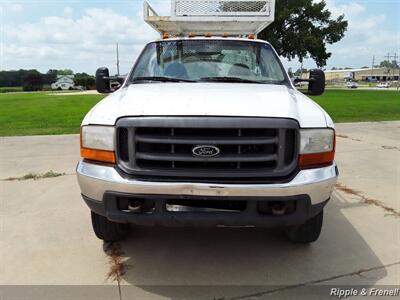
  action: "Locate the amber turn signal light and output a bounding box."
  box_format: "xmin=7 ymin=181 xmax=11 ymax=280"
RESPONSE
xmin=299 ymin=151 xmax=335 ymax=169
xmin=80 ymin=148 xmax=116 ymax=164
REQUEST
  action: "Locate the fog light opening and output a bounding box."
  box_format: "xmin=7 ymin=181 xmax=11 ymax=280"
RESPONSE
xmin=128 ymin=200 xmax=143 ymax=212
xmin=257 ymin=200 xmax=296 ymax=216
xmin=118 ymin=197 xmax=155 ymax=214
xmin=271 ymin=203 xmax=286 ymax=216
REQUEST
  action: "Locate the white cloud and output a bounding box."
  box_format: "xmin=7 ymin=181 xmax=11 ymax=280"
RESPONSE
xmin=324 ymin=1 xmax=398 ymax=68
xmin=63 ymin=7 xmax=73 ymax=16
xmin=328 ymin=2 xmax=365 ymax=18
xmin=1 ymin=1 xmax=398 ymax=72
xmin=2 ymin=7 xmax=159 ymax=73
xmin=285 ymin=0 xmax=399 ymax=70
xmin=7 ymin=3 xmax=23 ymax=13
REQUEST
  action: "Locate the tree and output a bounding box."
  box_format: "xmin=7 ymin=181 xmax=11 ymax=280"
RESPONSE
xmin=294 ymin=68 xmax=307 ymax=76
xmin=22 ymin=70 xmax=44 ymax=91
xmin=0 ymin=69 xmax=33 ymax=87
xmin=258 ymin=0 xmax=348 ymax=67
xmin=287 ymin=67 xmax=294 ymax=77
xmin=57 ymin=69 xmax=74 ymax=76
xmin=74 ymin=73 xmax=95 ymax=90
xmin=43 ymin=69 xmax=58 ymax=84
xmin=379 ymin=60 xmax=399 ymax=69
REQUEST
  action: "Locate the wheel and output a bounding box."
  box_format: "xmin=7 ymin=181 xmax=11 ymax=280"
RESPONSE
xmin=91 ymin=211 xmax=129 ymax=242
xmin=285 ymin=210 xmax=323 ymax=243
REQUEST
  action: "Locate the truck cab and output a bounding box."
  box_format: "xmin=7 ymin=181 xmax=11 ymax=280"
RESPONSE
xmin=77 ymin=0 xmax=338 ymax=243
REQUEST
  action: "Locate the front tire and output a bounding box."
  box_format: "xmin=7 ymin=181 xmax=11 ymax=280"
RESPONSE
xmin=91 ymin=211 xmax=129 ymax=242
xmin=286 ymin=210 xmax=323 ymax=243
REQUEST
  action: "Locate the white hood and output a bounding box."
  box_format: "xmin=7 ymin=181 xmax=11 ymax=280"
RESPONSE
xmin=82 ymin=83 xmax=331 ymax=128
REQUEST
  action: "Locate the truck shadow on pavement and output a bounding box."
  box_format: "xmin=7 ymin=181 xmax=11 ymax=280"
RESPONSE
xmin=113 ymin=192 xmax=387 ymax=299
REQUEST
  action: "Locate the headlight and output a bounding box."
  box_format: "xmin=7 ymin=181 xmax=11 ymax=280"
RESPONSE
xmin=300 ymin=129 xmax=334 ymax=154
xmin=80 ymin=126 xmax=115 ymax=163
xmin=81 ymin=126 xmax=115 ymax=151
xmin=299 ymin=128 xmax=335 ymax=169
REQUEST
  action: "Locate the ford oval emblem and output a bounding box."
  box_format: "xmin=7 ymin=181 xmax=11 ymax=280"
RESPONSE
xmin=192 ymin=145 xmax=220 ymax=157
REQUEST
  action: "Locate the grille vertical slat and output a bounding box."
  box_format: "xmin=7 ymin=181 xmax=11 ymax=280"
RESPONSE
xmin=276 ymin=129 xmax=286 ymax=169
xmin=115 ymin=117 xmax=299 ymax=182
xmin=237 ymin=129 xmax=242 ymax=169
xmin=128 ymin=128 xmax=136 ymax=168
xmin=171 ymin=128 xmax=175 ymax=169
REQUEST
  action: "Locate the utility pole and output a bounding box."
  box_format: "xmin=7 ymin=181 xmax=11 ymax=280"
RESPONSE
xmin=384 ymin=53 xmax=393 ymax=81
xmin=116 ymin=43 xmax=120 ymax=76
xmin=370 ymin=55 xmax=375 ymax=83
xmin=384 ymin=53 xmax=398 ymax=82
xmin=394 ymin=53 xmax=400 ymax=91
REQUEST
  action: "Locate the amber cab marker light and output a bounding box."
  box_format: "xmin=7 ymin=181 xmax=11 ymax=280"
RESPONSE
xmin=221 ymin=32 xmax=228 ymax=38
xmin=205 ymin=32 xmax=212 ymax=38
xmin=248 ymin=33 xmax=255 ymax=39
xmin=188 ymin=32 xmax=195 ymax=38
xmin=162 ymin=32 xmax=170 ymax=39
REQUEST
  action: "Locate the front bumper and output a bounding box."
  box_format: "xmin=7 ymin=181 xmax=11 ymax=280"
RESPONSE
xmin=76 ymin=159 xmax=338 ymax=205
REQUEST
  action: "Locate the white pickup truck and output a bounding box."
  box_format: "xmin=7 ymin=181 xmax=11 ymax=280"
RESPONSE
xmin=77 ymin=0 xmax=338 ymax=244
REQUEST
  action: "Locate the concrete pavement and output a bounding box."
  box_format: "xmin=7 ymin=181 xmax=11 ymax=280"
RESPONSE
xmin=0 ymin=121 xmax=399 ymax=299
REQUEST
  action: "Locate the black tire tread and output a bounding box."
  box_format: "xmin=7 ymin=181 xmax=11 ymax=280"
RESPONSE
xmin=91 ymin=211 xmax=129 ymax=242
xmin=286 ymin=210 xmax=323 ymax=243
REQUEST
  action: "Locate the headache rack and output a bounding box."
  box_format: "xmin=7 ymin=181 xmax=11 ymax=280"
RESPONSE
xmin=144 ymin=0 xmax=275 ymax=37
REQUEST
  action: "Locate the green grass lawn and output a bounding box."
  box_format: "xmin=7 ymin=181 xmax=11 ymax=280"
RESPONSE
xmin=310 ymin=89 xmax=400 ymax=123
xmin=0 ymin=92 xmax=105 ymax=136
xmin=0 ymin=89 xmax=399 ymax=136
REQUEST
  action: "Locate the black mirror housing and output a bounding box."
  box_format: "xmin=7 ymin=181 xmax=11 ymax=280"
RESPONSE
xmin=308 ymin=69 xmax=325 ymax=96
xmin=95 ymin=67 xmax=111 ymax=93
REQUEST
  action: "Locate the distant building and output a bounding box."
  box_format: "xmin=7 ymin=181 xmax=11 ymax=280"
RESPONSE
xmin=301 ymin=67 xmax=400 ymax=82
xmin=51 ymin=75 xmax=75 ymax=90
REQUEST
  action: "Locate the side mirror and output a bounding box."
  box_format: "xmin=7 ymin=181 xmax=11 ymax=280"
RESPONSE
xmin=308 ymin=69 xmax=325 ymax=96
xmin=109 ymin=75 xmax=127 ymax=91
xmin=95 ymin=67 xmax=111 ymax=93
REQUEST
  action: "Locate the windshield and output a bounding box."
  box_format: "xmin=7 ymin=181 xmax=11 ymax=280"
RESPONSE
xmin=128 ymin=40 xmax=287 ymax=84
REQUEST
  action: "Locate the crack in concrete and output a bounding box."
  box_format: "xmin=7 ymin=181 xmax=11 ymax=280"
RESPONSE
xmin=381 ymin=145 xmax=400 ymax=151
xmin=219 ymin=261 xmax=400 ymax=300
xmin=104 ymin=242 xmax=125 ymax=300
xmin=2 ymin=171 xmax=71 ymax=181
xmin=335 ymin=183 xmax=400 ymax=217
xmin=336 ymin=134 xmax=362 ymax=142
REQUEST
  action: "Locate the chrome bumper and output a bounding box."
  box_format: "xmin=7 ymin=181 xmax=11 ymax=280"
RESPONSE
xmin=76 ymin=160 xmax=338 ymax=205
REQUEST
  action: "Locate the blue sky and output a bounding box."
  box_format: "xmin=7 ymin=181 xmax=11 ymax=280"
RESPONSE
xmin=1 ymin=0 xmax=399 ymax=74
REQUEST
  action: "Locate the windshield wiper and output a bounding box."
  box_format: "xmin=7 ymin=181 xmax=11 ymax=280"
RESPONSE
xmin=131 ymin=76 xmax=195 ymax=83
xmin=199 ymin=77 xmax=265 ymax=84
xmin=199 ymin=77 xmax=287 ymax=85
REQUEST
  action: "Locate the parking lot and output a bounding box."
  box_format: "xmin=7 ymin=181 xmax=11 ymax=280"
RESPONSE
xmin=0 ymin=121 xmax=399 ymax=299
